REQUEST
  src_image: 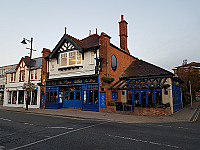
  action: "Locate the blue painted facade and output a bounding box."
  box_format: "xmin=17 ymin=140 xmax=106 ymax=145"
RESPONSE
xmin=45 ymin=76 xmax=100 ymax=111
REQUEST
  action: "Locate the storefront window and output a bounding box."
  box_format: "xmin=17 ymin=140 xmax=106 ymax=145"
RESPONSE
xmin=12 ymin=91 xmax=17 ymax=104
xmin=8 ymin=92 xmax=11 ymax=104
xmin=70 ymin=92 xmax=74 ymax=100
xmin=94 ymin=90 xmax=99 ymax=104
xmin=76 ymin=92 xmax=81 ymax=100
xmin=141 ymin=91 xmax=146 ymax=107
xmin=54 ymin=92 xmax=57 ymax=103
xmin=134 ymin=91 xmax=139 ymax=107
xmin=50 ymin=92 xmax=53 ymax=103
xmin=148 ymin=91 xmax=153 ymax=107
xmin=128 ymin=91 xmax=132 ymax=104
xmin=31 ymin=90 xmax=37 ymax=105
xmin=155 ymin=91 xmax=162 ymax=105
xmin=64 ymin=92 xmax=69 ymax=100
xmin=46 ymin=93 xmax=49 ymax=102
xmin=89 ymin=90 xmax=93 ymax=104
xmin=18 ymin=90 xmax=24 ymax=104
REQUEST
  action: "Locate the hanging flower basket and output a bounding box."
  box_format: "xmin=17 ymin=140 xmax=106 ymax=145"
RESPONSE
xmin=101 ymin=77 xmax=115 ymax=83
xmin=162 ymin=84 xmax=170 ymax=89
xmin=22 ymin=83 xmax=37 ymax=93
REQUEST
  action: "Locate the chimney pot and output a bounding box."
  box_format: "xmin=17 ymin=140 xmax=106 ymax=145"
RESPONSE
xmin=121 ymin=15 xmax=124 ymax=21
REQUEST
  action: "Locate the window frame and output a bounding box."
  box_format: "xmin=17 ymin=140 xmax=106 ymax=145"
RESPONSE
xmin=59 ymin=50 xmax=82 ymax=67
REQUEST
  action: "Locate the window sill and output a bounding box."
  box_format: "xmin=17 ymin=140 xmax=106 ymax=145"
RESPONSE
xmin=58 ymin=65 xmax=83 ymax=71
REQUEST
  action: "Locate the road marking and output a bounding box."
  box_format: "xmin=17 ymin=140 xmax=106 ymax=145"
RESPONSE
xmin=146 ymin=123 xmax=191 ymax=130
xmin=108 ymin=134 xmax=181 ymax=149
xmin=0 ymin=145 xmax=5 ymax=149
xmin=46 ymin=127 xmax=74 ymax=130
xmin=0 ymin=118 xmax=12 ymax=122
xmin=10 ymin=121 xmax=109 ymax=150
xmin=23 ymin=123 xmax=34 ymax=126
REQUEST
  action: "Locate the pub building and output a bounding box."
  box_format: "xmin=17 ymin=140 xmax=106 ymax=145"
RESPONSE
xmin=45 ymin=15 xmax=135 ymax=111
xmin=44 ymin=15 xmax=183 ymax=115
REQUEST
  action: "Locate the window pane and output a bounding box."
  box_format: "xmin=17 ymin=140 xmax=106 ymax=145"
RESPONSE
xmin=148 ymin=91 xmax=153 ymax=107
xmin=69 ymin=51 xmax=76 ymax=65
xmin=64 ymin=92 xmax=69 ymax=100
xmin=77 ymin=51 xmax=81 ymax=64
xmin=8 ymin=92 xmax=11 ymax=104
xmin=12 ymin=91 xmax=17 ymax=104
xmin=128 ymin=91 xmax=132 ymax=104
xmin=89 ymin=90 xmax=93 ymax=104
xmin=46 ymin=93 xmax=49 ymax=102
xmin=156 ymin=91 xmax=161 ymax=105
xmin=134 ymin=91 xmax=139 ymax=106
xmin=141 ymin=91 xmax=146 ymax=107
xmin=31 ymin=90 xmax=37 ymax=105
xmin=76 ymin=92 xmax=81 ymax=100
xmin=94 ymin=90 xmax=99 ymax=104
xmin=70 ymin=92 xmax=74 ymax=100
xmin=54 ymin=92 xmax=57 ymax=103
xmin=50 ymin=92 xmax=53 ymax=103
xmin=19 ymin=91 xmax=24 ymax=104
xmin=61 ymin=53 xmax=67 ymax=66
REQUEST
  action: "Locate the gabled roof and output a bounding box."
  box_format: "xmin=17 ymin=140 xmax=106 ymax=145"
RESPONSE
xmin=7 ymin=57 xmax=42 ymax=73
xmin=49 ymin=34 xmax=100 ymax=59
xmin=23 ymin=57 xmax=42 ymax=68
xmin=120 ymin=59 xmax=174 ymax=79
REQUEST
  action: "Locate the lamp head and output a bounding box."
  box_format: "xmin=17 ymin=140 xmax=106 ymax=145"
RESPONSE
xmin=21 ymin=38 xmax=27 ymax=45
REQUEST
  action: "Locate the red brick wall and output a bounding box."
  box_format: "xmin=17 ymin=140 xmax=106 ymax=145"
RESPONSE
xmin=100 ymin=106 xmax=172 ymax=116
xmin=99 ymin=32 xmax=135 ymax=110
xmin=41 ymin=48 xmax=51 ymax=108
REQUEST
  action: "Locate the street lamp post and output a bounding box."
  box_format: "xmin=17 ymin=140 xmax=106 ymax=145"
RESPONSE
xmin=21 ymin=37 xmax=35 ymax=110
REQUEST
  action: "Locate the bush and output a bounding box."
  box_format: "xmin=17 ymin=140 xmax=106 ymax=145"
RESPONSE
xmin=101 ymin=77 xmax=115 ymax=83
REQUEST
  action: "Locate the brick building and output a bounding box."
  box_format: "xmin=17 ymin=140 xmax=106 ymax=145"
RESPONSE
xmin=44 ymin=15 xmax=136 ymax=111
xmin=44 ymin=15 xmax=182 ymax=115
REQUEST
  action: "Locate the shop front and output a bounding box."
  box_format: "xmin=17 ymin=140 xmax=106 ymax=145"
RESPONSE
xmin=45 ymin=75 xmax=99 ymax=111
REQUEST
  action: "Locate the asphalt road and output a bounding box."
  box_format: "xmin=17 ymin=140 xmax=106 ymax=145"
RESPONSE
xmin=0 ymin=110 xmax=199 ymax=150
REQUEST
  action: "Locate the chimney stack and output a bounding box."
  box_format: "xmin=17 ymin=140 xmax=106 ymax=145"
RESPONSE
xmin=119 ymin=15 xmax=128 ymax=53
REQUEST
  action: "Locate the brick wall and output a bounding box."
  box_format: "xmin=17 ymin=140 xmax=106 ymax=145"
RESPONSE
xmin=99 ymin=32 xmax=135 ymax=110
xmin=100 ymin=106 xmax=172 ymax=116
xmin=41 ymin=48 xmax=51 ymax=108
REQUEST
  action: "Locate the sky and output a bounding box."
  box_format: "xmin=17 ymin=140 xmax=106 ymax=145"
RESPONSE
xmin=0 ymin=0 xmax=199 ymax=71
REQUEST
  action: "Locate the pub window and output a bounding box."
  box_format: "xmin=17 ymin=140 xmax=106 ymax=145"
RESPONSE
xmin=76 ymin=92 xmax=81 ymax=100
xmin=64 ymin=92 xmax=69 ymax=100
xmin=141 ymin=91 xmax=146 ymax=107
xmin=111 ymin=90 xmax=118 ymax=99
xmin=155 ymin=91 xmax=162 ymax=105
xmin=61 ymin=53 xmax=67 ymax=66
xmin=60 ymin=50 xmax=82 ymax=67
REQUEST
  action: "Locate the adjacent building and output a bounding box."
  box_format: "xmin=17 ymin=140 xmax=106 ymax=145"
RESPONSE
xmin=3 ymin=56 xmax=43 ymax=108
xmin=0 ymin=64 xmax=17 ymax=103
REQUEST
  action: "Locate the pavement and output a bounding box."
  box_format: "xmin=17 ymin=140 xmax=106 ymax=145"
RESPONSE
xmin=0 ymin=101 xmax=200 ymax=123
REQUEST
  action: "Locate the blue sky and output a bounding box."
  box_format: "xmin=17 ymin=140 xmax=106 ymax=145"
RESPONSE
xmin=0 ymin=0 xmax=199 ymax=71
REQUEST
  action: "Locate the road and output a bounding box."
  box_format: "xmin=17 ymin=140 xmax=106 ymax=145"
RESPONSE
xmin=0 ymin=109 xmax=199 ymax=150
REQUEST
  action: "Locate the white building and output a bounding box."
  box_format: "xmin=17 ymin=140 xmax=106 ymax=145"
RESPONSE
xmin=3 ymin=56 xmax=42 ymax=108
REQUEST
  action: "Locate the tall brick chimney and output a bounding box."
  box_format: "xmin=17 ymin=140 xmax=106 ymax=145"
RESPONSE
xmin=41 ymin=48 xmax=51 ymax=103
xmin=119 ymin=15 xmax=129 ymax=53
